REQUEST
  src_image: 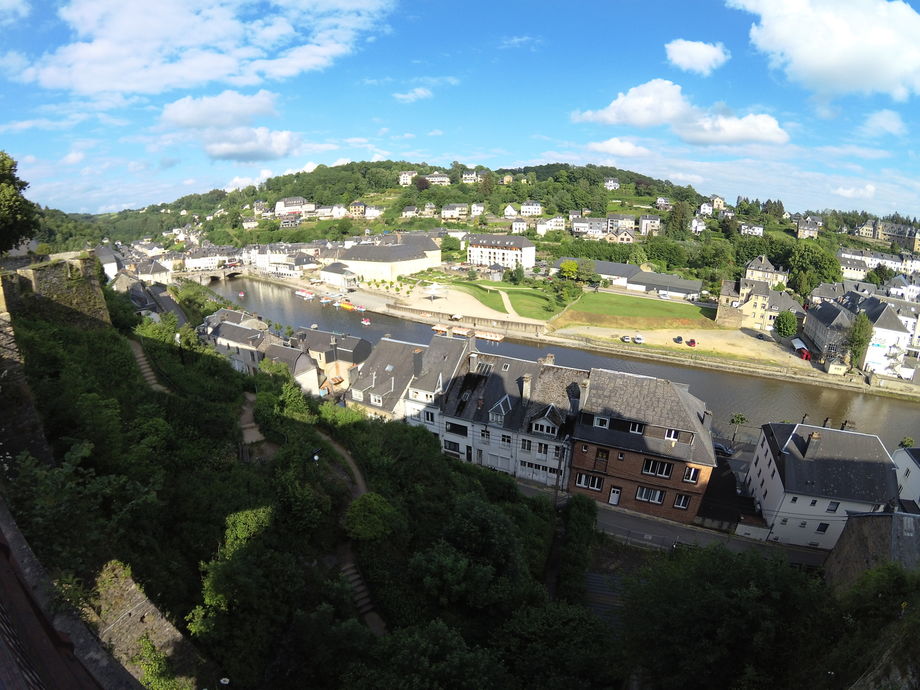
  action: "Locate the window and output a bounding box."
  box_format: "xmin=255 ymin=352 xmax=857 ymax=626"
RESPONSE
xmin=443 ymin=440 xmax=460 ymax=452
xmin=810 ymin=499 xmax=817 ymax=507
xmin=790 ymin=496 xmax=798 ymax=503
xmin=816 ymin=523 xmax=829 ymax=534
xmin=665 ymin=428 xmax=679 ymax=440
xmin=617 ymin=452 xmax=625 ymax=461
xmin=643 ymin=458 xmax=673 ymax=478
xmin=596 ymin=449 xmax=609 ymax=461
xmin=489 ymin=412 xmax=504 ymax=424
xmin=538 ymin=443 xmax=548 ymax=455
xmin=554 ymin=446 xmax=562 ymax=459
xmin=424 ymin=410 xmax=435 ymax=423
xmin=683 ymin=467 xmax=700 ymax=484
xmin=581 ymin=444 xmax=589 ymax=453
xmin=780 ymin=518 xmax=788 ymax=525
xmin=674 ymin=493 xmax=691 ymax=510
xmin=501 ymin=435 xmax=511 ymax=447
xmin=636 ymin=486 xmax=665 ymax=504
xmin=481 ymin=428 xmax=490 ymax=441
xmin=827 ymin=501 xmax=840 ymax=513
xmin=445 ymin=422 xmax=468 ymax=437
xmin=533 ymin=422 xmax=556 ymax=435
xmin=520 ymin=438 xmax=532 ymax=451
xmin=576 ymin=473 xmax=603 ymax=491
xmin=799 ymin=521 xmax=807 ymax=528
xmin=594 ymin=417 xmax=609 ymax=429
xmin=352 ymin=390 xmax=364 ymax=401
xmin=629 ymin=422 xmax=644 ymax=434
xmin=370 ymin=394 xmax=382 ymax=406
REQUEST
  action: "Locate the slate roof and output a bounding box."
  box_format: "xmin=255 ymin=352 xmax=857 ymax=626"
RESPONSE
xmin=321 ymin=262 xmax=355 ymax=275
xmin=350 ymin=338 xmax=424 ymax=413
xmin=522 ymin=364 xmax=589 ymax=430
xmin=808 ymin=301 xmax=854 ymax=330
xmin=467 ymin=234 xmax=535 ymax=249
xmin=411 ymin=335 xmax=470 ymax=392
xmin=293 ymin=329 xmax=371 ymax=364
xmin=341 ymin=244 xmax=427 ymax=262
xmin=574 ymin=369 xmax=715 ymax=467
xmin=746 ymin=255 xmax=785 ymax=274
xmin=629 ymin=271 xmax=702 ymax=295
xmin=262 ymin=343 xmax=316 ymax=375
xmin=811 ymin=281 xmax=877 ymax=302
xmin=838 ymin=293 xmax=909 ymax=333
xmin=763 ymin=423 xmax=898 ymax=503
xmin=213 ymin=322 xmax=265 ymax=347
xmin=554 ymin=257 xmax=641 ymax=280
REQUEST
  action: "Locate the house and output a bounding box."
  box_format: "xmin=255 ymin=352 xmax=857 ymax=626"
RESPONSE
xmin=717 ymin=278 xmax=804 ymax=330
xmin=571 ymin=218 xmax=609 ymax=240
xmin=568 ymin=210 xmax=582 ymax=220
xmin=627 ymin=271 xmax=703 ymax=300
xmin=535 ymin=217 xmax=564 ymax=236
xmin=839 ymin=257 xmax=870 ymax=280
xmin=398 ymin=171 xmax=417 ymax=186
xmin=656 ymin=197 xmax=673 ymax=211
xmin=279 ymin=214 xmax=301 ymax=229
xmin=797 ymin=219 xmax=820 ymax=239
xmin=437 ymin=351 xmax=579 ymax=487
xmin=348 ymin=338 xmax=425 ymax=419
xmin=893 ymin=447 xmax=920 ymax=511
xmin=441 ymin=203 xmax=468 ymax=220
xmin=422 ymin=202 xmax=438 ymax=218
xmin=511 ymin=219 xmax=528 ymax=234
xmin=319 ymin=262 xmax=358 ymax=289
xmin=711 ymin=195 xmax=725 ymax=211
xmin=426 ymin=172 xmax=451 ymax=186
xmin=500 ymin=174 xmax=514 ymax=185
xmin=745 ymin=255 xmax=788 ymax=286
xmin=94 ymin=245 xmax=123 ymax=282
xmin=461 ymin=171 xmax=482 ymax=184
xmin=802 ymin=301 xmax=854 ymax=362
xmin=403 ymin=335 xmax=473 ymax=429
xmin=886 ymin=273 xmax=920 ymax=302
xmin=740 ymin=224 xmax=764 ymax=236
xmin=470 ymin=202 xmax=486 ymax=217
xmin=699 ymin=202 xmax=713 ymax=217
xmin=690 ymin=217 xmax=707 ymax=235
xmin=638 ymin=214 xmax=660 ymax=236
xmin=295 ymin=328 xmax=372 ymax=390
xmin=520 ymin=200 xmax=543 ymax=216
xmin=261 ymin=343 xmax=323 ymax=396
xmin=348 ymin=201 xmax=366 ymax=217
xmin=207 ymin=320 xmax=268 ymax=375
xmin=365 ymin=205 xmax=384 ymax=220
xmin=242 ymin=217 xmax=259 ymax=230
xmin=607 ymin=228 xmax=635 ymax=244
xmin=401 ymin=206 xmax=418 ymax=219
xmin=135 ymin=260 xmax=171 ymax=284
xmin=606 ymin=214 xmax=635 ymax=232
xmin=503 ymin=204 xmax=518 ymax=218
xmin=719 ymin=209 xmax=735 ymax=220
xmin=335 ymin=238 xmax=441 ymax=282
xmin=568 ymin=369 xmax=717 ymax=524
xmin=274 ymin=196 xmax=309 ymax=216
xmin=744 ymin=424 xmax=898 ymax=549
xmin=466 ymin=234 xmax=536 ymax=269
xmin=604 ymin=177 xmax=620 ymax=191
xmin=837 ymin=293 xmax=912 ymax=377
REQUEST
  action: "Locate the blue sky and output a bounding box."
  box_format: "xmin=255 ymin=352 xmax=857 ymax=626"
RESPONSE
xmin=3 ymin=0 xmax=920 ymax=217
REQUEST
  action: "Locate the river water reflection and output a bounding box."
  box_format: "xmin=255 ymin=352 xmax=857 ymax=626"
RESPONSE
xmin=212 ymin=277 xmax=920 ymax=448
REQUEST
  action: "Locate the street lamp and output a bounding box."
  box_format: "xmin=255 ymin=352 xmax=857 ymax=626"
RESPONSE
xmin=311 ymin=448 xmax=321 ymax=463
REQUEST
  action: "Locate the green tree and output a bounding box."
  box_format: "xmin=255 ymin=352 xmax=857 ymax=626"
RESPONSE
xmin=622 ymin=546 xmax=830 ymax=690
xmin=774 ymin=310 xmax=798 ymax=338
xmin=900 ymin=437 xmax=915 ymax=448
xmin=847 ymin=312 xmax=873 ymax=368
xmin=864 ymin=264 xmax=895 ymax=286
xmin=729 ymin=412 xmax=747 ymax=444
xmin=0 ymin=151 xmax=40 ymax=253
xmin=511 ymin=262 xmax=525 ymax=284
xmin=345 ymin=492 xmax=401 ymax=541
xmin=558 ymin=259 xmax=578 ymax=280
xmin=664 ymin=200 xmax=692 ymax=239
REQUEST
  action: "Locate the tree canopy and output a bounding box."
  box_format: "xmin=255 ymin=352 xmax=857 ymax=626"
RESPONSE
xmin=0 ymin=151 xmax=40 ymax=253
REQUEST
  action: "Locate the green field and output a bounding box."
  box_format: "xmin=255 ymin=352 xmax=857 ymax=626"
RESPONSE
xmin=451 ymin=281 xmax=507 ymax=313
xmin=555 ymin=291 xmax=717 ymax=329
xmin=506 ymin=291 xmax=561 ymax=319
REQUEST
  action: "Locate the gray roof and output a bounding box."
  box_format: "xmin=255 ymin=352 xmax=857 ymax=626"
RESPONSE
xmin=629 ymin=271 xmax=703 ymax=295
xmin=341 ymin=243 xmax=427 ymax=262
xmin=808 ymin=301 xmax=854 ymax=330
xmin=554 ymin=257 xmax=641 ymax=280
xmin=746 ymin=255 xmax=785 ymax=274
xmin=574 ymin=369 xmax=715 ymax=467
xmin=293 ymin=329 xmax=371 ymax=364
xmin=811 ymin=281 xmax=877 ymax=302
xmin=411 ymin=335 xmax=470 ymax=392
xmin=441 ymin=353 xmax=542 ymax=430
xmin=763 ymin=423 xmax=898 ymax=503
xmin=321 ymin=262 xmax=355 ymax=275
xmin=213 ymin=322 xmax=265 ymax=347
xmin=350 ymin=338 xmax=424 ymax=412
xmin=262 ymin=344 xmax=316 ymax=375
xmin=467 ymin=234 xmax=535 ymax=249
xmin=838 ymin=293 xmax=909 ymax=333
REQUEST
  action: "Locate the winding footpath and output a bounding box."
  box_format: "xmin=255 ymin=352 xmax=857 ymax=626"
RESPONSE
xmin=128 ymin=339 xmax=170 ymax=394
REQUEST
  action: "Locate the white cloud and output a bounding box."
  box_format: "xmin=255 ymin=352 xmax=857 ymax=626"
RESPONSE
xmin=859 ymin=109 xmax=907 ymax=137
xmin=393 ymin=87 xmax=432 ymax=103
xmin=161 ymin=90 xmax=278 ymax=129
xmin=331 ymin=158 xmax=351 ymax=166
xmin=282 ymin=161 xmax=319 ymax=175
xmin=0 ymin=0 xmax=29 ymax=24
xmin=573 ymin=78 xmax=788 ymax=145
xmin=427 ymin=129 xmax=443 ymax=136
xmin=818 ymin=144 xmax=891 ymax=159
xmin=413 ymin=75 xmax=459 ymax=86
xmin=0 ymin=49 xmax=27 ymax=72
xmin=728 ymin=0 xmax=920 ymax=99
xmin=391 ymin=132 xmax=415 ymax=140
xmin=204 ymin=127 xmax=301 ymax=161
xmin=833 ymin=183 xmax=876 ymax=199
xmin=224 ymin=168 xmax=273 ymax=191
xmin=61 ymin=151 xmax=85 ymax=165
xmin=585 ymin=137 xmax=651 ymax=156
xmin=17 ymin=0 xmax=395 ymax=95
xmin=669 ymin=172 xmax=704 ymax=185
xmin=665 ymin=39 xmax=730 ymax=76
xmin=499 ymin=35 xmax=541 ymax=50
xmin=573 ymin=79 xmax=692 ymax=127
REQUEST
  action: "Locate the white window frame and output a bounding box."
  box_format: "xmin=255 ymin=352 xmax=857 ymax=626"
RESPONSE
xmin=594 ymin=417 xmax=609 ymax=429
xmin=629 ymin=422 xmax=644 ymax=434
xmin=665 ymin=428 xmax=679 ymax=440
xmin=424 ymin=410 xmax=435 ymax=423
xmin=683 ymin=467 xmax=700 ymax=484
xmin=520 ymin=438 xmax=532 ymax=452
xmin=642 ymin=458 xmax=673 ymax=479
xmin=636 ymin=486 xmax=665 ymax=504
xmin=674 ymin=494 xmax=691 ymax=510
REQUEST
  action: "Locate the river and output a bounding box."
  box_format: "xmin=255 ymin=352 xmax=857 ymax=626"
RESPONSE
xmin=212 ymin=277 xmax=920 ymax=448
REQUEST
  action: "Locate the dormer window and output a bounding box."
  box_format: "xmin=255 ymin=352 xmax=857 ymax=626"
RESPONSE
xmin=629 ymin=422 xmax=644 ymax=434
xmin=665 ymin=429 xmax=679 ymax=441
xmin=532 ymin=422 xmax=557 ymax=436
xmin=489 ymin=395 xmax=512 ymax=424
xmin=594 ymin=417 xmax=609 ymax=429
xmin=370 ymin=394 xmax=383 ymax=406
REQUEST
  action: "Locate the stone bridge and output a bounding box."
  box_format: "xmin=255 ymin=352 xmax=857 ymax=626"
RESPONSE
xmin=171 ymin=267 xmax=246 ymax=284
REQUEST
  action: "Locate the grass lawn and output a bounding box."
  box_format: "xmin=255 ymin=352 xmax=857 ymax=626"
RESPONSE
xmin=451 ymin=281 xmax=507 ymax=313
xmin=555 ymin=292 xmax=718 ymax=329
xmin=507 ymin=290 xmax=563 ymax=320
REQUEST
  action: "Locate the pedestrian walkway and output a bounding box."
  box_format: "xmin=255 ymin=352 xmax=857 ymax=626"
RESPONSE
xmin=239 ymin=392 xmax=264 ymax=444
xmin=498 ymin=290 xmax=518 ymax=317
xmin=128 ymin=339 xmax=169 ymax=394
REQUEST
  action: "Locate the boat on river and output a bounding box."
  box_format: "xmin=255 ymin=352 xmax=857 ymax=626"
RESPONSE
xmin=340 ymin=301 xmax=356 ymax=311
xmin=319 ymin=296 xmax=333 ymax=304
xmin=294 ymin=289 xmax=310 ymax=297
xmin=361 ymin=318 xmax=371 ymax=326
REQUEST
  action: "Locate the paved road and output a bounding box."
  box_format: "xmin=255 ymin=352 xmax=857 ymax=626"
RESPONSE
xmin=516 ymin=482 xmax=826 ymax=568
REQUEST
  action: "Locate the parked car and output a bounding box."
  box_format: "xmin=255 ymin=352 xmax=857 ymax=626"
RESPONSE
xmin=621 ymin=335 xmax=631 ymax=343
xmin=674 ymin=336 xmax=683 ymax=344
xmin=687 ymin=339 xmax=697 ymax=347
xmin=633 ymin=335 xmax=644 ymax=344
xmin=713 ymin=442 xmax=735 ymax=457
xmin=757 ymin=333 xmax=767 ymax=340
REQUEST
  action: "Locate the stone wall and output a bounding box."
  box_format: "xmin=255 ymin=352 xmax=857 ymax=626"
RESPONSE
xmin=9 ymin=258 xmax=111 ymax=327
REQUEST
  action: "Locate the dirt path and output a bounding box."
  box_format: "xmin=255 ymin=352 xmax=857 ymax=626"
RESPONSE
xmin=128 ymin=339 xmax=170 ymax=393
xmin=239 ymin=392 xmax=265 ymax=443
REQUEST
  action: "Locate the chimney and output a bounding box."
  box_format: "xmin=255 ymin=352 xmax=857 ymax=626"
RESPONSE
xmin=577 ymin=379 xmax=589 ymax=411
xmin=544 ymin=353 xmax=555 ymax=366
xmin=522 ymin=373 xmax=532 ymax=402
xmin=839 ymin=419 xmax=848 ymax=430
xmin=823 ymin=417 xmax=831 ymax=428
xmin=807 ymin=431 xmax=821 ymax=451
xmin=801 ymin=413 xmax=809 ymax=424
xmin=413 ymin=348 xmax=424 ymax=378
xmin=469 ymin=351 xmax=478 ymax=372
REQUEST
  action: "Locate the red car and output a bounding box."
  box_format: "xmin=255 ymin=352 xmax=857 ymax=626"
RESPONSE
xmin=687 ymin=339 xmax=697 ymax=347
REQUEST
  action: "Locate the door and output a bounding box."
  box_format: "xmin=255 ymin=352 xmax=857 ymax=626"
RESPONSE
xmin=608 ymin=486 xmax=621 ymax=505
xmin=465 ymin=446 xmax=472 ymax=463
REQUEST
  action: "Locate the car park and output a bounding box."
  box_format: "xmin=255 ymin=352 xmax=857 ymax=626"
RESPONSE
xmin=633 ymin=335 xmax=644 ymax=344
xmin=621 ymin=335 xmax=631 ymax=343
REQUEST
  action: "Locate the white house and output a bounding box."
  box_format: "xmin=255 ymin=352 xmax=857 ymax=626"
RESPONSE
xmin=441 ymin=203 xmax=468 ymax=220
xmin=426 ymin=172 xmax=450 ymax=186
xmin=398 ymin=171 xmax=417 ymax=186
xmin=740 ymin=224 xmax=764 ymax=236
xmin=467 ymin=234 xmax=536 ymax=269
xmin=536 ymin=217 xmax=565 ymax=236
xmin=503 ymin=204 xmax=518 ymax=218
xmin=461 ymin=171 xmax=482 ymax=184
xmin=511 ymin=219 xmax=528 ymax=234
xmin=520 ymin=200 xmax=543 ymax=216
xmin=470 ymin=202 xmax=486 ymax=217
xmin=365 ymin=205 xmax=384 ymax=220
xmin=604 ymin=177 xmax=620 ymax=191
xmin=242 ymin=217 xmax=259 ymax=230
xmin=638 ymin=214 xmax=660 ymax=236
xmin=606 ymin=214 xmax=635 ymax=232
xmin=892 ymin=447 xmax=920 ymax=509
xmin=401 ymin=206 xmax=418 ymax=219
xmin=690 ymin=217 xmax=707 ymax=235
xmin=274 ymin=197 xmax=309 ymax=216
xmin=743 ymin=423 xmax=898 ymax=549
xmin=699 ymin=202 xmax=713 ymax=217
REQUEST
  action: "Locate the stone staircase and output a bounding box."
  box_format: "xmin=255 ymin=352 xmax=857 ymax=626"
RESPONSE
xmin=340 ymin=562 xmax=375 ymax=617
xmin=128 ymin=340 xmax=169 ymax=394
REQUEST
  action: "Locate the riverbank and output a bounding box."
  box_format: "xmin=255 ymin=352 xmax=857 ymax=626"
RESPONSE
xmin=218 ymin=270 xmax=920 ymax=403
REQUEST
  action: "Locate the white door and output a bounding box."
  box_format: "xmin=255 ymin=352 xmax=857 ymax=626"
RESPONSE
xmin=608 ymin=487 xmax=621 ymax=505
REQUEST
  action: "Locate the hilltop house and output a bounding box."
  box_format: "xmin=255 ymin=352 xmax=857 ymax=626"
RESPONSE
xmin=398 ymin=171 xmax=417 ymax=186
xmin=604 ymin=177 xmax=620 ymax=191
xmin=466 ymin=234 xmax=536 ymax=269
